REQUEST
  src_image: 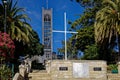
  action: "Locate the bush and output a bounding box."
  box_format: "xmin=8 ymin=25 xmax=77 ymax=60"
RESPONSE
xmin=0 ymin=32 xmax=15 ymax=59
xmin=107 ymin=64 xmax=118 ymax=73
xmin=0 ymin=64 xmax=12 ymax=80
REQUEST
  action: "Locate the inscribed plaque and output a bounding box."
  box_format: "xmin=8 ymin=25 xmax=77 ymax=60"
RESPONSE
xmin=73 ymin=63 xmax=89 ymax=78
xmin=59 ymin=67 xmax=68 ymax=71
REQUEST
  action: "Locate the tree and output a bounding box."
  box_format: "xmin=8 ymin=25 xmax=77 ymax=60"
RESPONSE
xmin=0 ymin=0 xmax=33 ymax=43
xmin=81 ymin=44 xmax=99 ymax=60
xmin=0 ymin=0 xmax=44 ymax=72
xmin=0 ymin=0 xmax=44 ymax=57
xmin=71 ymin=0 xmax=103 ymax=29
xmin=59 ymin=0 xmax=103 ymax=60
xmin=95 ymin=0 xmax=119 ymax=44
xmin=70 ymin=0 xmax=103 ymax=52
xmin=58 ymin=38 xmax=78 ymax=59
xmin=22 ymin=30 xmax=44 ymax=56
xmin=70 ymin=0 xmax=117 ymax=61
xmin=94 ymin=0 xmax=120 ymax=61
xmin=75 ymin=26 xmax=95 ymax=51
xmin=70 ymin=0 xmax=120 ymax=62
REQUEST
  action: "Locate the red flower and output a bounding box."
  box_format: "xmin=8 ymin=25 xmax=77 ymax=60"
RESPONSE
xmin=0 ymin=32 xmax=15 ymax=58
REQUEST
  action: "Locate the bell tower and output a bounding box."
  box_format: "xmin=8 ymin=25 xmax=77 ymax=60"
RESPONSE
xmin=42 ymin=7 xmax=53 ymax=60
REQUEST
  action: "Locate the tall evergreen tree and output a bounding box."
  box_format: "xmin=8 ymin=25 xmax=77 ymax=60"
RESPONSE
xmin=71 ymin=0 xmax=103 ymax=29
xmin=70 ymin=0 xmax=119 ymax=62
xmin=67 ymin=0 xmax=103 ymax=60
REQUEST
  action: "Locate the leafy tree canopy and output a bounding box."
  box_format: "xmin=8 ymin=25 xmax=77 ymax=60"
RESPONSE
xmin=81 ymin=44 xmax=99 ymax=60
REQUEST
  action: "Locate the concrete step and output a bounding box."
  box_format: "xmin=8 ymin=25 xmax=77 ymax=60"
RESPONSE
xmin=32 ymin=70 xmax=47 ymax=73
xmin=29 ymin=77 xmax=51 ymax=80
xmin=29 ymin=73 xmax=50 ymax=76
xmin=107 ymin=74 xmax=120 ymax=80
xmin=29 ymin=70 xmax=51 ymax=80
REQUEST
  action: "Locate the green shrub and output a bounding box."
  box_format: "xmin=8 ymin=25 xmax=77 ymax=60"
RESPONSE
xmin=107 ymin=64 xmax=118 ymax=73
xmin=0 ymin=64 xmax=12 ymax=80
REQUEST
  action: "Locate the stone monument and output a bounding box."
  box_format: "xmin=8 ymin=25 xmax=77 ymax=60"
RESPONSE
xmin=45 ymin=60 xmax=107 ymax=80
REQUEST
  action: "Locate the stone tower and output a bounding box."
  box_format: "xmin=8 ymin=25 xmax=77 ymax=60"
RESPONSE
xmin=42 ymin=8 xmax=53 ymax=60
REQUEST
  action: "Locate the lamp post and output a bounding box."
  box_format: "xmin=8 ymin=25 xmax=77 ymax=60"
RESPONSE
xmin=3 ymin=0 xmax=7 ymax=33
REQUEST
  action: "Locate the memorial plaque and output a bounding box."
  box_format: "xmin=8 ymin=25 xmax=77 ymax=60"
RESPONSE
xmin=93 ymin=67 xmax=102 ymax=71
xmin=73 ymin=63 xmax=89 ymax=78
xmin=59 ymin=67 xmax=68 ymax=71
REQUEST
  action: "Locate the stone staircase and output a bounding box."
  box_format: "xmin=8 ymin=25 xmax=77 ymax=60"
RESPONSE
xmin=29 ymin=70 xmax=51 ymax=80
xmin=107 ymin=74 xmax=120 ymax=80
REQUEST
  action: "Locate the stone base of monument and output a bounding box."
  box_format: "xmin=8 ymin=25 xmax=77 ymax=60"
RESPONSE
xmin=29 ymin=60 xmax=120 ymax=80
xmin=46 ymin=60 xmax=107 ymax=80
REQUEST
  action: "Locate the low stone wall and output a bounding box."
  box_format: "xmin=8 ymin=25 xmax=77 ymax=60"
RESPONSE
xmin=28 ymin=60 xmax=120 ymax=80
xmin=46 ymin=60 xmax=107 ymax=80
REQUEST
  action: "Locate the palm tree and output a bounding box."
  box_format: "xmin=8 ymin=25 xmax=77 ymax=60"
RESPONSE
xmin=0 ymin=0 xmax=33 ymax=43
xmin=94 ymin=0 xmax=120 ymax=60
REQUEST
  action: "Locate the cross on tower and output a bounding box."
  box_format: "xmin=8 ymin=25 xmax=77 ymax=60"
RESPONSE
xmin=52 ymin=12 xmax=78 ymax=60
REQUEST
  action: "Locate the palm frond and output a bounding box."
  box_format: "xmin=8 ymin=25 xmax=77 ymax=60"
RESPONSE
xmin=14 ymin=14 xmax=31 ymax=21
xmin=12 ymin=8 xmax=25 ymax=17
xmin=103 ymin=0 xmax=118 ymax=11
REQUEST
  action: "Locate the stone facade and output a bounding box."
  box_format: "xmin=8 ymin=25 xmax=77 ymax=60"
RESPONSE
xmin=46 ymin=60 xmax=107 ymax=80
xmin=29 ymin=60 xmax=120 ymax=80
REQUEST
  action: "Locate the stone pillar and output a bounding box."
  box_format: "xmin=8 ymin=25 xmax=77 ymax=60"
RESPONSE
xmin=118 ymin=62 xmax=120 ymax=74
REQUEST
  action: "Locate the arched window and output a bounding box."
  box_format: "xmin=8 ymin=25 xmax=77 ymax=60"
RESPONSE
xmin=44 ymin=14 xmax=51 ymax=21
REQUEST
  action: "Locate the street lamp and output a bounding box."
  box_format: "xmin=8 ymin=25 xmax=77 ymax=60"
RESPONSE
xmin=3 ymin=0 xmax=7 ymax=33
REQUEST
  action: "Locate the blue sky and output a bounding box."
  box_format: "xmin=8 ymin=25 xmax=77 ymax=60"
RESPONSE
xmin=16 ymin=0 xmax=84 ymax=53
